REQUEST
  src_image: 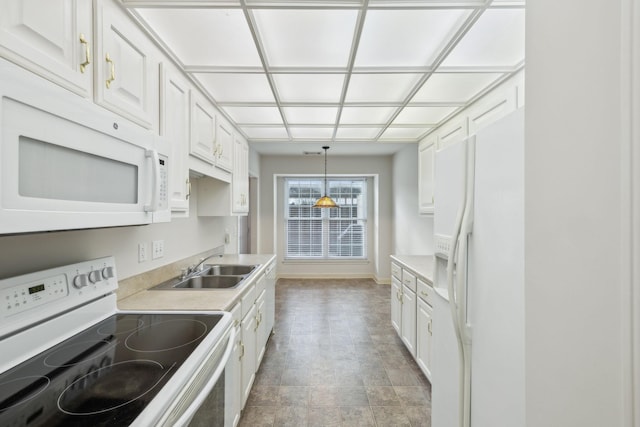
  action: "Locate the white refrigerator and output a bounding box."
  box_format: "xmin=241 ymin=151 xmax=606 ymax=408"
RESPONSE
xmin=431 ymin=108 xmax=525 ymax=427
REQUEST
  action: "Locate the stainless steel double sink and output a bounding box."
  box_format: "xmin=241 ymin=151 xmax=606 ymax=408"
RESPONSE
xmin=151 ymin=264 xmax=259 ymax=290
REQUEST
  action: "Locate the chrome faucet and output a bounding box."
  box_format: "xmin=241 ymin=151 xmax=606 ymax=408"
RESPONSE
xmin=180 ymin=246 xmax=224 ymax=280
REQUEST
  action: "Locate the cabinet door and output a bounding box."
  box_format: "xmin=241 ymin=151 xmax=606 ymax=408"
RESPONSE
xmin=417 ymin=298 xmax=433 ymax=380
xmin=94 ymin=0 xmax=158 ymax=130
xmin=419 ymin=139 xmax=436 ymax=215
xmin=215 ymin=121 xmax=234 ymax=172
xmin=265 ymin=263 xmax=276 ymax=334
xmin=255 ymin=288 xmax=267 ymax=365
xmin=190 ymin=91 xmax=216 ymax=164
xmin=0 ymin=0 xmax=92 ymax=97
xmin=438 ymin=116 xmax=468 ymax=149
xmin=232 ymin=136 xmax=249 ymax=213
xmin=160 ymin=63 xmax=190 ymax=215
xmin=240 ymin=303 xmax=256 ymax=407
xmin=467 ymin=85 xmax=517 ymax=135
xmin=226 ymin=303 xmax=242 ymax=425
xmin=391 ymin=276 xmax=402 ymax=335
xmin=401 ymin=284 xmax=417 ymax=357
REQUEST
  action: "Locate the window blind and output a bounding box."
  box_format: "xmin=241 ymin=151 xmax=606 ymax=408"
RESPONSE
xmin=285 ymin=177 xmax=367 ymax=260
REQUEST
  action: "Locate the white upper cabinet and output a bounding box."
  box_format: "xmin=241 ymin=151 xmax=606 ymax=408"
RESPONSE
xmin=160 ymin=63 xmax=190 ymax=215
xmin=215 ymin=120 xmax=234 ymax=172
xmin=190 ymin=90 xmax=217 ymax=164
xmin=419 ymin=136 xmax=436 ymax=215
xmin=467 ymin=80 xmax=517 ymax=135
xmin=232 ymin=136 xmax=249 ymax=214
xmin=0 ymin=0 xmax=93 ymax=97
xmin=94 ymin=0 xmax=159 ymax=130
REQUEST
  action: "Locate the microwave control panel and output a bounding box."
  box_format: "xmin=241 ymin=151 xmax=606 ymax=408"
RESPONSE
xmin=159 ymin=155 xmax=168 ymax=210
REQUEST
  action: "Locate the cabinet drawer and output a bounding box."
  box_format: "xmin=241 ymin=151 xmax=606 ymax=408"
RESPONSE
xmin=391 ymin=262 xmax=402 ymax=280
xmin=402 ymin=270 xmax=417 ymax=292
xmin=417 ymin=278 xmax=434 ymax=306
xmin=241 ymin=283 xmax=256 ymax=318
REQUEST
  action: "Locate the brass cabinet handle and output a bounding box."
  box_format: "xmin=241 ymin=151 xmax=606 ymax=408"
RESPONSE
xmin=79 ymin=34 xmax=91 ymax=73
xmin=239 ymin=342 xmax=245 ymax=360
xmin=105 ymin=53 xmax=116 ymax=88
xmin=186 ymin=178 xmax=191 ymax=200
xmin=420 ymin=290 xmax=429 ymax=297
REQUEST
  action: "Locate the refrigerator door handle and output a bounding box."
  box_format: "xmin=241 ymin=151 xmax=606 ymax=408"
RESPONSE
xmin=444 ymin=138 xmax=469 ymax=427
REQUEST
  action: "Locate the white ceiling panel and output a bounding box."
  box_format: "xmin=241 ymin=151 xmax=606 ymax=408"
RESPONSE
xmin=335 ymin=127 xmax=384 ymax=140
xmin=340 ymin=106 xmax=397 ymax=124
xmin=289 ymin=127 xmax=335 ymax=139
xmin=283 ymin=107 xmax=339 ymax=124
xmin=355 ymin=9 xmax=471 ymax=67
xmin=393 ymin=106 xmax=457 ymax=125
xmin=345 ymin=73 xmax=422 ymax=103
xmin=273 ymin=74 xmax=345 ymax=103
xmin=380 ymin=127 xmax=431 ymax=139
xmin=222 ymin=106 xmax=284 ymax=124
xmin=240 ymin=126 xmax=289 ymax=139
xmin=194 ymin=73 xmax=275 ymax=103
xmin=131 ymin=2 xmax=525 ymax=149
xmin=411 ymin=73 xmax=502 ymax=103
xmin=137 ymin=9 xmax=261 ymax=66
xmin=252 ymin=9 xmax=358 ymax=67
xmin=441 ymin=8 xmax=525 ymax=67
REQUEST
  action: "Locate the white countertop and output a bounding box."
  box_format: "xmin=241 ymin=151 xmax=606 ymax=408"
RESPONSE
xmin=117 ymin=254 xmax=276 ymax=312
xmin=390 ymin=255 xmax=434 ymax=283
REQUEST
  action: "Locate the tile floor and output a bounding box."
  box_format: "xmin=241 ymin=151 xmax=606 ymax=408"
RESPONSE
xmin=238 ymin=278 xmax=432 ymax=427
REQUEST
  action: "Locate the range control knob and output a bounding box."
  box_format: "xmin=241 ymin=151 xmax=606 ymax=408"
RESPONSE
xmin=101 ymin=266 xmax=115 ymax=280
xmin=88 ymin=270 xmax=102 ymax=284
xmin=73 ymin=274 xmax=88 ymax=289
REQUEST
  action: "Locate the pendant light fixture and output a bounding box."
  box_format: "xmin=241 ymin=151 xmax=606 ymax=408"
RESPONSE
xmin=313 ymin=146 xmax=339 ymax=208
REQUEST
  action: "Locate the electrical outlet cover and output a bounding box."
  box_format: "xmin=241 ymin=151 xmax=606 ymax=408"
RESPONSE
xmin=152 ymin=240 xmax=164 ymax=259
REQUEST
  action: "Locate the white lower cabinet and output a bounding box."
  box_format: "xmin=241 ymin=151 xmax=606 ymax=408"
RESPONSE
xmin=232 ymin=263 xmax=277 ymax=417
xmin=391 ymin=260 xmax=434 ymax=381
xmin=240 ymin=302 xmax=256 ymax=407
xmin=391 ymin=276 xmax=402 ymax=334
xmin=416 ymin=297 xmax=433 ymax=380
xmin=255 ymin=288 xmax=267 ymax=366
xmin=227 ymin=302 xmax=242 ymax=427
xmin=400 ymin=284 xmax=417 ymax=357
xmin=264 ymin=263 xmax=276 ymax=334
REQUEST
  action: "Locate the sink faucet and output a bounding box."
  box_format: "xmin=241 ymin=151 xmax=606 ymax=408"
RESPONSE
xmin=180 ymin=246 xmax=224 ymax=279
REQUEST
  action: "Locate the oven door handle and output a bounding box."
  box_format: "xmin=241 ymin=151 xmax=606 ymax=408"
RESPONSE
xmin=173 ymin=326 xmax=236 ymax=427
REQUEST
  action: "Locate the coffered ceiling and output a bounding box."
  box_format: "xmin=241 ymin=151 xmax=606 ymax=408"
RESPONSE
xmin=123 ymin=0 xmax=525 ymax=154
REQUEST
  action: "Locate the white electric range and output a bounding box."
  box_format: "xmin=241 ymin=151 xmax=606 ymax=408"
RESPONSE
xmin=0 ymin=257 xmax=234 ymax=427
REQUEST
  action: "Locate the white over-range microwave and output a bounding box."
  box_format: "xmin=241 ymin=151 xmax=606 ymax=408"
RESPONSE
xmin=0 ymin=59 xmax=170 ymax=234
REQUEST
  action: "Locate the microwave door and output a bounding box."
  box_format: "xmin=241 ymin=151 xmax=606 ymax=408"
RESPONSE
xmin=0 ymin=96 xmax=155 ymax=234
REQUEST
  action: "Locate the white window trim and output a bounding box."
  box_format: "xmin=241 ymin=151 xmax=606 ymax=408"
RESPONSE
xmin=283 ymin=175 xmax=369 ymax=261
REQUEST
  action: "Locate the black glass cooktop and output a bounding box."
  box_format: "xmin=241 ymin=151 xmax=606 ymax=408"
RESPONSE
xmin=0 ymin=312 xmax=223 ymax=427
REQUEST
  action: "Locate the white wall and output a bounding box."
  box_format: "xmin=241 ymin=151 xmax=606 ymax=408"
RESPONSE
xmin=0 ymin=179 xmax=231 ymax=280
xmin=259 ymin=154 xmax=393 ymax=282
xmin=392 ymin=144 xmax=434 ymax=255
xmin=525 ymin=1 xmax=629 ymax=426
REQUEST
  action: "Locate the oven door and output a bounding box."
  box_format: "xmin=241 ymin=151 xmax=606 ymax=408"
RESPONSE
xmin=0 ymin=58 xmax=168 ymax=235
xmin=151 ymin=324 xmax=236 ymax=427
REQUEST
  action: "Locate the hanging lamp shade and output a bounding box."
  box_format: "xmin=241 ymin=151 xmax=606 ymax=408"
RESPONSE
xmin=313 ymin=146 xmax=338 ymax=208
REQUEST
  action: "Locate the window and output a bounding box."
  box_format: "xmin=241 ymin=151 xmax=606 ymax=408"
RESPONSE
xmin=285 ymin=177 xmax=367 ymax=259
